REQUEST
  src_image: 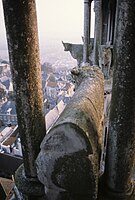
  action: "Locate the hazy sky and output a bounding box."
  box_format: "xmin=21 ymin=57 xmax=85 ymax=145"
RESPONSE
xmin=0 ymin=0 xmax=95 ymax=49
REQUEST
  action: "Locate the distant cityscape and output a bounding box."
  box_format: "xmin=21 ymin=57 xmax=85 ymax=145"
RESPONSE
xmin=0 ymin=41 xmax=76 ymax=179
xmin=0 ymin=39 xmax=78 ymax=65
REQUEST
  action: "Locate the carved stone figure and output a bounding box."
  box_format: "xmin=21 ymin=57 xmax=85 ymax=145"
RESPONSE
xmin=62 ymin=41 xmax=83 ymax=67
xmin=36 ymin=66 xmax=104 ymax=200
xmin=99 ymin=45 xmax=112 ymax=79
xmin=62 ymin=39 xmax=94 ymax=67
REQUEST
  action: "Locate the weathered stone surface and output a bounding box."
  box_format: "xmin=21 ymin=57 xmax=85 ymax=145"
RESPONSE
xmin=2 ymin=0 xmax=46 ymax=199
xmin=2 ymin=0 xmax=46 ymax=178
xmin=83 ymin=0 xmax=91 ymax=64
xmin=98 ymin=176 xmax=135 ymax=200
xmin=104 ymin=0 xmax=135 ymax=198
xmin=36 ymin=66 xmax=104 ymax=200
xmin=93 ymin=0 xmax=102 ymax=66
xmin=15 ymin=164 xmax=45 ymax=197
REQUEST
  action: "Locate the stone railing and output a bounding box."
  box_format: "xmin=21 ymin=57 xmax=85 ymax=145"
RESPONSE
xmin=36 ymin=66 xmax=104 ymax=200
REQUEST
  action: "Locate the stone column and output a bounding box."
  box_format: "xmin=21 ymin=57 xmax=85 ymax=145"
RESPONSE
xmin=104 ymin=0 xmax=135 ymax=198
xmin=106 ymin=10 xmax=111 ymax=44
xmin=101 ymin=0 xmax=108 ymax=44
xmin=2 ymin=0 xmax=46 ymax=199
xmin=83 ymin=0 xmax=91 ymax=64
xmin=93 ymin=0 xmax=102 ymax=66
xmin=109 ymin=1 xmax=117 ymax=45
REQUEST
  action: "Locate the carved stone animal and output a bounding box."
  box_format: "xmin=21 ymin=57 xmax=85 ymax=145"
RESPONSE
xmin=62 ymin=41 xmax=83 ymax=67
xmin=62 ymin=39 xmax=94 ymax=67
xmin=99 ymin=45 xmax=112 ymax=79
